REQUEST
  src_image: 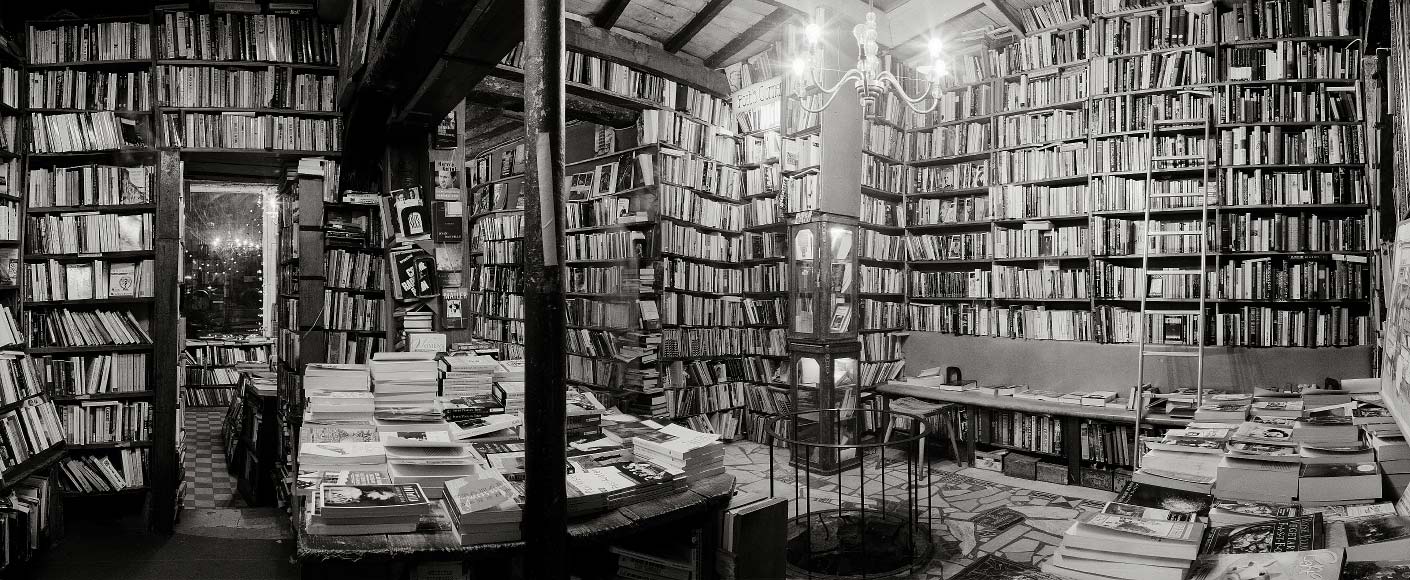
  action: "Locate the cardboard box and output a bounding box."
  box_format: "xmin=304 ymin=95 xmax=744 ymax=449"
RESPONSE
xmin=1003 ymin=452 xmax=1038 ymax=480
xmin=974 ymin=450 xmax=1007 ymax=472
xmin=1036 ymin=461 xmax=1069 ymax=484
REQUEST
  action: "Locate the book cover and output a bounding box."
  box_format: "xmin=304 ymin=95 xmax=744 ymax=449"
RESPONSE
xmin=1078 ymin=512 xmax=1203 ymax=542
xmin=1199 ymin=514 xmax=1326 ymax=554
xmin=1188 ymin=550 xmax=1342 ymax=580
xmin=954 ymin=554 xmax=1063 ymax=580
xmin=391 ymin=187 xmax=431 ymax=241
xmin=108 ymin=263 xmax=137 ymax=297
xmin=319 ymin=483 xmax=429 ymax=513
xmin=1114 ymin=481 xmax=1212 ymax=517
xmin=1101 ymin=501 xmax=1195 ymax=522
xmin=1343 ymin=516 xmax=1410 ymax=547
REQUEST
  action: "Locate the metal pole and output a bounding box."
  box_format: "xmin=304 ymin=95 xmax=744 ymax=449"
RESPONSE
xmin=523 ymin=0 xmax=568 ymax=577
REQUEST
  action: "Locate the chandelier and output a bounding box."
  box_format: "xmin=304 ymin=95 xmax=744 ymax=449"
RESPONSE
xmin=791 ymin=10 xmax=948 ymax=117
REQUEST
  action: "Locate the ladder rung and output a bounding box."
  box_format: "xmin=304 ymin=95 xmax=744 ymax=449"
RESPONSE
xmin=1147 ymin=269 xmax=1205 ymax=276
xmin=1151 ymin=155 xmax=1206 ymax=161
xmin=1142 ymin=351 xmax=1201 ymax=358
xmin=1146 ymin=230 xmax=1205 ymax=236
xmin=1145 ymin=309 xmax=1202 ymax=315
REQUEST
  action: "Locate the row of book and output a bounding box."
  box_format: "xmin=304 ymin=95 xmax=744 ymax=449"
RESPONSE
xmin=324 ymin=249 xmax=383 ymax=291
xmin=27 ymin=21 xmax=152 ymax=64
xmin=0 ymin=399 xmax=65 ymax=471
xmin=37 ymin=353 xmax=148 ymax=396
xmin=57 ymin=449 xmax=146 ymax=493
xmin=57 ymin=399 xmax=150 ymax=445
xmin=183 ymin=385 xmax=236 ymax=407
xmin=26 ymin=213 xmax=153 ymax=255
xmin=157 ymin=65 xmax=336 ymax=111
xmin=161 ymin=112 xmax=341 ymax=151
xmin=25 ymin=308 xmax=152 ymax=348
xmin=25 ymin=164 xmax=153 ymax=208
xmin=28 ymin=112 xmax=143 ymax=154
xmin=25 ymin=259 xmax=154 ymax=302
xmin=1090 ymin=3 xmax=1214 ymax=56
xmin=27 ymin=69 xmax=150 ymax=111
xmin=156 ymin=11 xmax=341 ymax=65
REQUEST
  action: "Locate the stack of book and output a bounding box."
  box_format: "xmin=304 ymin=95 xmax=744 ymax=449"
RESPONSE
xmin=1366 ymin=424 xmax=1410 ymax=496
xmin=1216 ymin=419 xmax=1301 ymax=503
xmin=1133 ymin=428 xmax=1226 ymax=494
xmin=440 ymin=353 xmax=497 ymax=398
xmin=303 ymin=363 xmax=370 ymax=394
xmin=369 ymin=352 xmax=440 ymax=410
xmin=443 ymin=466 xmax=522 ymax=546
xmin=563 ymin=458 xmax=685 ymax=517
xmin=631 ymin=423 xmax=726 ymax=484
xmin=379 ymin=422 xmax=476 ymax=497
xmin=1043 ymin=503 xmax=1205 ymax=580
xmin=441 ymin=387 xmax=520 ymax=441
xmin=494 ymin=359 xmax=526 ymax=413
xmin=305 ymin=483 xmax=431 ymax=536
xmin=298 ymin=423 xmax=385 ymax=475
xmin=1188 ymin=551 xmax=1343 ymax=580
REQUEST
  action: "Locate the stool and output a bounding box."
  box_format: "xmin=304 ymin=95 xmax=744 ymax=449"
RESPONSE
xmin=883 ymin=398 xmax=964 ymax=467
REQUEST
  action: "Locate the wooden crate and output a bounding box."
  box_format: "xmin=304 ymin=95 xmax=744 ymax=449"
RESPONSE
xmin=1080 ymin=467 xmax=1113 ymax=491
xmin=1036 ymin=462 xmax=1069 ymax=485
xmin=974 ymin=450 xmax=1007 ymax=472
xmin=1002 ymin=452 xmax=1038 ymax=480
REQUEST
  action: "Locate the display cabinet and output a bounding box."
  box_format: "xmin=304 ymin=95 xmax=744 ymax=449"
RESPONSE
xmin=789 ymin=213 xmax=860 ymax=340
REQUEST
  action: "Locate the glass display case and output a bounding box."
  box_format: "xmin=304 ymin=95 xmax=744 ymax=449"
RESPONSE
xmin=789 ymin=214 xmax=859 ymax=341
xmin=786 ymin=341 xmax=864 ymax=474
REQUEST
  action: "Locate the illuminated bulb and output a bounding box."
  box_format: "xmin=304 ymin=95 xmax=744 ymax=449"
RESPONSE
xmin=791 ymin=57 xmax=809 ymax=77
xmin=805 ymin=22 xmax=822 ymax=45
xmin=930 ymin=60 xmax=947 ymax=78
xmin=928 ymin=37 xmax=943 ymax=59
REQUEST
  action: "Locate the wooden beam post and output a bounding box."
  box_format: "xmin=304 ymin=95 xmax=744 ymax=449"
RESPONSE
xmin=149 ymin=150 xmax=183 ymax=533
xmin=664 ymin=0 xmax=733 ymax=53
xmin=522 ymin=0 xmax=569 ymax=577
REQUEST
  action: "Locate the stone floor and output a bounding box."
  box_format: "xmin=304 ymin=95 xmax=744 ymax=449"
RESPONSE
xmin=723 ymin=441 xmax=1115 ymax=579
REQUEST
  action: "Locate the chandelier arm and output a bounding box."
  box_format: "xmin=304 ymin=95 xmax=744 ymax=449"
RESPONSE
xmin=880 ymin=73 xmax=936 ymax=106
xmin=795 ymin=70 xmax=865 ymax=114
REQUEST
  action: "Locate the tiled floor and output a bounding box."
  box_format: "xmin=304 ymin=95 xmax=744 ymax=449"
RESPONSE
xmin=724 ymin=441 xmax=1113 ymax=579
xmin=182 ymin=407 xmax=246 ymax=510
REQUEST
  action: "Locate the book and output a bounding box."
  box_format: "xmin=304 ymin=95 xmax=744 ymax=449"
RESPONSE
xmin=1298 ymin=462 xmax=1381 ymax=503
xmin=1061 ymin=513 xmax=1204 ymax=560
xmin=1188 ymin=550 xmax=1342 ymax=580
xmin=318 ymin=483 xmax=430 ymax=518
xmin=1342 ymin=560 xmax=1410 ymax=580
xmin=1113 ymin=481 xmax=1212 ymax=518
xmin=1199 ymin=514 xmax=1326 ymax=554
xmin=1331 ymin=516 xmax=1410 ymax=562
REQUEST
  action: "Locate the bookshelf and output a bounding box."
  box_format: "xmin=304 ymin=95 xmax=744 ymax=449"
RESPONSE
xmin=152 ymin=7 xmax=342 ymax=155
xmin=467 ymin=139 xmax=526 ymax=360
xmin=896 ymin=0 xmax=1372 ymax=350
xmin=182 ymin=338 xmax=272 ymax=407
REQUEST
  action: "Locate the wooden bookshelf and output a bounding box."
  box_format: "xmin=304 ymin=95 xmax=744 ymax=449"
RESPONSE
xmin=892 ymin=0 xmax=1373 ymax=349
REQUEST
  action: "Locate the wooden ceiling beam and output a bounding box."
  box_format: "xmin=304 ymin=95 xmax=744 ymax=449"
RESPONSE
xmin=465 ymin=76 xmax=638 ymax=127
xmin=705 ymin=7 xmax=794 ymax=68
xmin=594 ymin=0 xmax=632 ymax=29
xmin=663 ymin=0 xmax=733 ymax=53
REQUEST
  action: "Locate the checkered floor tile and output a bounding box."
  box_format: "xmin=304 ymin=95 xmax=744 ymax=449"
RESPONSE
xmin=182 ymin=408 xmax=245 ymax=509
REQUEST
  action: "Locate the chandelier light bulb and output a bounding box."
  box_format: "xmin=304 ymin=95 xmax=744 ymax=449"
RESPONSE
xmin=791 ymin=57 xmax=809 ymax=77
xmin=928 ymin=37 xmax=943 ymax=58
xmin=805 ymin=22 xmax=822 ymax=45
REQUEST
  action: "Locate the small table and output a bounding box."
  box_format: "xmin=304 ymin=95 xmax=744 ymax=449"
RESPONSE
xmin=295 ymin=473 xmax=737 ymax=579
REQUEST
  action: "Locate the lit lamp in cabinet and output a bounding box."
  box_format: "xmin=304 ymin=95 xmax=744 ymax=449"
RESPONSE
xmin=785 ymin=214 xmax=864 ymax=474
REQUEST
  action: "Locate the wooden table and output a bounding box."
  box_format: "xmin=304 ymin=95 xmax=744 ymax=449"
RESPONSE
xmin=876 ymin=382 xmax=1190 ymax=485
xmin=295 ymin=473 xmax=737 ymax=579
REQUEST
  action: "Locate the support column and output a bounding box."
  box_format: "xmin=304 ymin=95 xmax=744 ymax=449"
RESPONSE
xmin=522 ymin=0 xmax=569 ymax=577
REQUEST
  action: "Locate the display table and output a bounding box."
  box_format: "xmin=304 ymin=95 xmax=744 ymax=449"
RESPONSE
xmin=294 ymin=473 xmax=737 ymax=579
xmin=876 ymin=382 xmax=1190 ymax=487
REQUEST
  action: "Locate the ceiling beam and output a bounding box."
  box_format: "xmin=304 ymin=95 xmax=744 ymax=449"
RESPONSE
xmin=705 ymin=7 xmax=794 ymax=69
xmin=594 ymin=0 xmax=632 ymax=29
xmin=769 ymin=0 xmax=883 ymax=33
xmin=981 ymin=0 xmax=1024 ymax=36
xmin=664 ymin=0 xmax=734 ymax=53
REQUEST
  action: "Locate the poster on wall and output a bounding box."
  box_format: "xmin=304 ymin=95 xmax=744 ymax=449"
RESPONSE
xmin=389 ymin=187 xmax=431 ymax=241
xmin=442 ymin=288 xmax=466 ymax=329
xmin=434 ymin=111 xmax=458 ymax=149
xmin=434 ymin=160 xmax=461 ymax=201
xmin=1381 ymin=220 xmax=1410 ymax=434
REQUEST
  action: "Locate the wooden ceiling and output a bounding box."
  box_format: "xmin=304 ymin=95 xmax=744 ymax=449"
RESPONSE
xmin=563 ymin=0 xmax=1027 ymax=70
